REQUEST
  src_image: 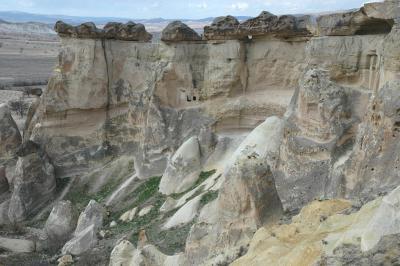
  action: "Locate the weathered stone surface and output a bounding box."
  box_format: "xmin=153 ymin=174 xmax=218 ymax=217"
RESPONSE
xmin=317 ymin=7 xmax=394 ymax=36
xmin=361 ymin=185 xmax=400 ymax=251
xmin=8 ymin=141 xmax=56 ymax=222
xmin=163 ymin=194 xmax=202 ymax=229
xmin=204 ymin=16 xmax=240 ymax=40
xmin=185 ymin=117 xmax=284 ymax=265
xmin=104 ymin=21 xmax=152 ymax=42
xmin=54 ymin=21 xmax=76 ymax=37
xmin=75 ymin=200 xmax=105 ymax=234
xmin=319 ymin=234 xmax=400 ymax=266
xmin=239 ymin=12 xmax=315 ymax=38
xmin=0 ymin=236 xmax=36 ymax=253
xmin=119 ymin=207 xmax=137 ymax=222
xmin=109 ymin=240 xmax=142 ymax=266
xmin=62 ymin=224 xmax=98 ymax=256
xmin=161 ymin=21 xmax=201 ymax=42
xmin=55 ymin=20 xmax=152 ymax=41
xmin=0 ymin=104 xmax=21 ymax=160
xmin=341 ymin=81 xmax=400 ymax=201
xmin=57 ymin=254 xmax=74 ymax=266
xmin=159 ymin=137 xmax=202 ymax=195
xmin=0 ymin=200 xmax=10 ymax=225
xmin=138 ymin=205 xmax=153 ymax=217
xmin=45 ymin=200 xmax=76 ymax=246
xmin=232 ymin=199 xmax=352 ymax=266
xmin=275 ymin=69 xmax=353 ymax=212
xmin=233 ymin=183 xmax=400 ymax=266
xmin=76 ymin=22 xmax=102 ymax=39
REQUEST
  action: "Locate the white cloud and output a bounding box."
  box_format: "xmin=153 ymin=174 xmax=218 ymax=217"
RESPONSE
xmin=230 ymin=2 xmax=249 ymax=11
xmin=189 ymin=2 xmax=208 ymax=9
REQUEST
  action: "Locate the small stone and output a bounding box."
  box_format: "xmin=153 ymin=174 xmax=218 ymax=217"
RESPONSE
xmin=138 ymin=205 xmax=153 ymax=217
xmin=119 ymin=207 xmax=137 ymax=222
xmin=110 ymin=221 xmax=117 ymax=228
xmin=99 ymin=230 xmax=106 ymax=239
xmin=57 ymin=254 xmax=73 ymax=266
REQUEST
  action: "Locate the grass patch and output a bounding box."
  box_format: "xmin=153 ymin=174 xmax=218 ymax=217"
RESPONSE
xmin=131 ymin=176 xmax=162 ymax=207
xmin=200 ymin=190 xmax=219 ymax=207
xmin=64 ymin=178 xmax=120 ymax=214
xmin=106 ymin=176 xmax=163 ymax=227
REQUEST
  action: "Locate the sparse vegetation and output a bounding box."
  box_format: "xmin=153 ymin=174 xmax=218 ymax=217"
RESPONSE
xmin=200 ymin=190 xmax=219 ymax=207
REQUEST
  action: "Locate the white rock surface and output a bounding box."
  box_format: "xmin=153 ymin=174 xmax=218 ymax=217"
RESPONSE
xmin=62 ymin=224 xmax=97 ymax=256
xmin=160 ymin=197 xmax=177 ymax=213
xmin=230 ymin=116 xmax=284 ymax=167
xmin=138 ymin=205 xmax=153 ymax=217
xmin=109 ymin=240 xmax=141 ymax=266
xmin=163 ymin=194 xmax=203 ymax=229
xmin=119 ymin=207 xmax=138 ymax=222
xmin=159 ymin=137 xmax=202 ymax=195
xmin=0 ymin=237 xmax=35 ymax=253
xmin=75 ymin=200 xmax=105 ymax=234
xmin=45 ymin=200 xmax=76 ymax=244
xmin=361 ymin=186 xmax=400 ymax=251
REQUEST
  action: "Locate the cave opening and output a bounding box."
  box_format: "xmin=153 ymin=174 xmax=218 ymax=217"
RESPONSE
xmin=355 ymin=19 xmax=394 ymax=35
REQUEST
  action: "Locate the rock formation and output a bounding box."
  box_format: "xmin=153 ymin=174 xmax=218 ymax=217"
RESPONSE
xmin=0 ymin=104 xmax=21 ymax=160
xmin=161 ymin=21 xmax=201 ymax=42
xmin=54 ymin=20 xmax=152 ymax=41
xmin=1 ymin=0 xmax=400 ymax=265
xmin=9 ymin=141 xmax=56 ymax=223
xmin=45 ymin=200 xmax=76 ymax=247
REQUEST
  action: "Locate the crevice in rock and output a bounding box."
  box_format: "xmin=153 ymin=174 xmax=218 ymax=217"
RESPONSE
xmin=101 ymin=38 xmax=112 ymax=155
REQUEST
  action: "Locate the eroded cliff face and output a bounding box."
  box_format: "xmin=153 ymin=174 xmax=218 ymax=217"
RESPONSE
xmin=1 ymin=0 xmax=400 ymax=265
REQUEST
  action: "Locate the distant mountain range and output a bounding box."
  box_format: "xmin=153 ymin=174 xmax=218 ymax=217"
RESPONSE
xmin=0 ymin=11 xmax=251 ymax=25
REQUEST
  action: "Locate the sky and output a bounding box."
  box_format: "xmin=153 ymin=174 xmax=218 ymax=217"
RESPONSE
xmin=0 ymin=0 xmax=381 ymax=19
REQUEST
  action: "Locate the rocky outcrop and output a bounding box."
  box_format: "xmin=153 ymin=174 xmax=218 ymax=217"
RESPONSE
xmin=54 ymin=20 xmax=152 ymax=41
xmin=274 ymin=69 xmax=354 ymax=211
xmin=75 ymin=200 xmax=105 ymax=234
xmin=159 ymin=137 xmax=202 ymax=195
xmin=103 ymin=21 xmax=152 ymax=41
xmin=204 ymin=16 xmax=240 ymax=40
xmin=317 ymin=6 xmax=394 ymax=36
xmin=341 ymin=81 xmax=400 ymax=200
xmin=161 ymin=21 xmax=201 ymax=42
xmin=62 ymin=224 xmax=98 ymax=256
xmin=8 ymin=141 xmax=56 ymax=222
xmin=62 ymin=200 xmax=105 ymax=255
xmin=0 ymin=104 xmax=21 ymax=160
xmin=185 ymin=117 xmax=284 ymax=265
xmin=45 ymin=200 xmax=76 ymax=247
xmin=239 ymin=12 xmax=315 ymax=38
xmin=109 ymin=241 xmax=187 ymax=266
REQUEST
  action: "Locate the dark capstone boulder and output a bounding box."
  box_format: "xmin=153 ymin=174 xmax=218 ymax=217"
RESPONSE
xmin=54 ymin=21 xmax=76 ymax=37
xmin=204 ymin=15 xmax=241 ymax=40
xmin=75 ymin=22 xmax=102 ymax=39
xmin=104 ymin=21 xmax=152 ymax=42
xmin=55 ymin=20 xmax=152 ymax=41
xmin=239 ymin=11 xmax=314 ymax=38
xmin=161 ymin=21 xmax=201 ymax=42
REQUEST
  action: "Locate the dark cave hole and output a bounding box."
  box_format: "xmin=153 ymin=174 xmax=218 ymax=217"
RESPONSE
xmin=355 ymin=19 xmax=394 ymax=35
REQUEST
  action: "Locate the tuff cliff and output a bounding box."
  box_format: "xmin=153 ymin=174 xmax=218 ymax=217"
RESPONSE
xmin=0 ymin=0 xmax=400 ymax=265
